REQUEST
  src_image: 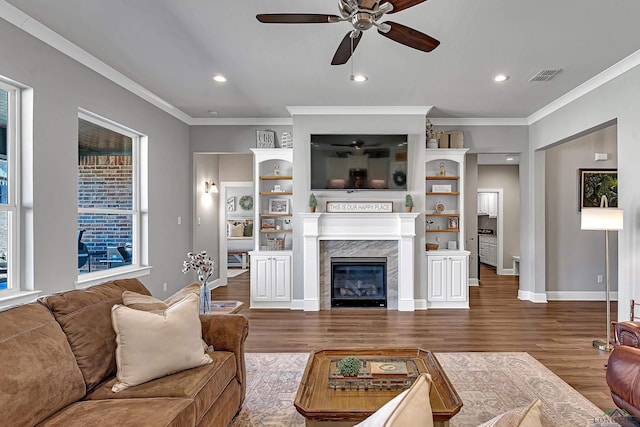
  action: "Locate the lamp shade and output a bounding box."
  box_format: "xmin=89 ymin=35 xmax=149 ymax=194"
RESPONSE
xmin=581 ymin=207 xmax=623 ymax=230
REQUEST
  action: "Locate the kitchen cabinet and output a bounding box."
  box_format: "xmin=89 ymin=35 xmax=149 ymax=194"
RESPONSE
xmin=250 ymin=254 xmax=291 ymax=308
xmin=426 ymin=252 xmax=469 ymax=309
xmin=477 ymin=192 xmax=498 ymax=217
xmin=478 ymin=235 xmax=497 ymax=267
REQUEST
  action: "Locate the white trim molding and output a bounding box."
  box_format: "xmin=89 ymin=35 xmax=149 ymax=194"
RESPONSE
xmin=518 ymin=289 xmax=548 ymax=303
xmin=430 ymin=118 xmax=528 ymax=126
xmin=190 ymin=117 xmax=293 ymax=126
xmin=286 ymin=106 xmax=432 ymax=116
xmin=547 ymin=291 xmax=618 ymax=301
xmin=468 ymin=278 xmax=479 ymax=286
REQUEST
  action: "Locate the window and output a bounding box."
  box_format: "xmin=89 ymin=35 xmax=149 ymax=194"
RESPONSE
xmin=0 ymin=81 xmax=19 ymax=294
xmin=77 ymin=111 xmax=147 ymax=283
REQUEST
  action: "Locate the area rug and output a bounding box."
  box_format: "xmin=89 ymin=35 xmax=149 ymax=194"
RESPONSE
xmin=232 ymin=352 xmax=607 ymax=427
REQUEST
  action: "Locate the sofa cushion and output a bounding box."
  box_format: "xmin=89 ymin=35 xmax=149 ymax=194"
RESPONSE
xmin=122 ymin=282 xmax=200 ymax=313
xmin=40 ymin=278 xmax=151 ymax=390
xmin=111 ymin=293 xmax=212 ymax=392
xmin=0 ymin=302 xmax=86 ymax=426
xmin=355 ymin=373 xmax=433 ymax=427
xmin=476 ymin=399 xmax=543 ymax=427
xmin=37 ymin=398 xmax=196 ymax=427
xmin=85 ymin=350 xmax=237 ymax=423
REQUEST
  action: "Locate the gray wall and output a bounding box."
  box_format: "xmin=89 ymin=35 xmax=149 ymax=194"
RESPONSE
xmin=528 ymin=63 xmax=640 ymax=319
xmin=465 ymin=154 xmax=479 ymax=281
xmin=0 ymin=18 xmax=192 ymax=298
xmin=544 ymin=124 xmax=618 ymax=296
xmin=191 ymin=125 xmax=292 ymax=153
xmin=477 ymin=165 xmax=521 ymax=269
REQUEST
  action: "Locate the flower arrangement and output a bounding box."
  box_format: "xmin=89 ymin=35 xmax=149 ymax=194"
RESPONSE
xmin=182 ymin=251 xmax=215 ymax=283
xmin=182 ymin=251 xmax=215 ymax=314
xmin=337 ymin=356 xmax=362 ymax=377
xmin=426 ymin=119 xmax=436 ymax=140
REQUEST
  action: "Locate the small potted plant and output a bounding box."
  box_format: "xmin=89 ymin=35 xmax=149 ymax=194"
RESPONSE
xmin=309 ymin=193 xmax=317 ymax=213
xmin=337 ymin=356 xmax=362 ymax=377
xmin=405 ymin=194 xmax=414 ymax=213
xmin=426 ymin=119 xmax=438 ymax=148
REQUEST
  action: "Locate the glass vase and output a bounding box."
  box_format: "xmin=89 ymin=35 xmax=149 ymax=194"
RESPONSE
xmin=200 ymin=280 xmax=211 ymax=314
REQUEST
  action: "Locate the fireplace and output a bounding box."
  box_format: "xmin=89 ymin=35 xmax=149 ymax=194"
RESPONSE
xmin=331 ymin=257 xmax=387 ymax=308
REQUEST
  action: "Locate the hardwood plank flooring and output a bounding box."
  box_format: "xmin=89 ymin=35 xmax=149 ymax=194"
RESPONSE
xmin=213 ymin=264 xmax=616 ymax=412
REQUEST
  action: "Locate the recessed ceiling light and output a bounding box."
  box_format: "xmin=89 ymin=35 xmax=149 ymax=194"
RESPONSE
xmin=505 ymin=156 xmax=514 ymax=161
xmin=207 ymin=110 xmax=219 ymax=115
xmin=212 ymin=74 xmax=227 ymax=83
xmin=493 ymin=74 xmax=509 ymax=82
xmin=350 ymin=74 xmax=368 ymax=83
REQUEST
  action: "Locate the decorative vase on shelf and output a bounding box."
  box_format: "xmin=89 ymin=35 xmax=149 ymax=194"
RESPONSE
xmin=200 ymin=280 xmax=211 ymax=315
xmin=427 ymin=138 xmax=439 ymax=149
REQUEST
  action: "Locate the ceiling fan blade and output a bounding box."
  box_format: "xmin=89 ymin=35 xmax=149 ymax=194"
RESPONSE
xmin=378 ymin=21 xmax=440 ymax=52
xmin=256 ymin=14 xmax=340 ymax=24
xmin=383 ymin=0 xmax=428 ymax=14
xmin=331 ymin=32 xmax=363 ymax=65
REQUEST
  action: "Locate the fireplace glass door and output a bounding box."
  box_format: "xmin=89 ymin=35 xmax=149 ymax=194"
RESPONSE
xmin=331 ymin=257 xmax=387 ymax=308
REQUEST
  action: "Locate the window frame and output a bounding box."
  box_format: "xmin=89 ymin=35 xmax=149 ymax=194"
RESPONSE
xmin=76 ymin=109 xmax=149 ymax=288
xmin=0 ymin=79 xmax=21 ymax=296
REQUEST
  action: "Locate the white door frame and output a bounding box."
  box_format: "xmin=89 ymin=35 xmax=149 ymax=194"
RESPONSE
xmin=218 ymin=181 xmax=253 ymax=287
xmin=478 ymin=188 xmax=510 ymax=275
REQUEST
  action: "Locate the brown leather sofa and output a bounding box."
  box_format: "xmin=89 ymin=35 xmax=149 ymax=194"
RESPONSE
xmin=0 ymin=278 xmax=249 ymax=427
xmin=606 ymin=319 xmax=640 ymax=420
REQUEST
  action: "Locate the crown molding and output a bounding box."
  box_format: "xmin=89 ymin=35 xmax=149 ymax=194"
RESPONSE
xmin=429 ymin=118 xmax=528 ymax=126
xmin=189 ymin=117 xmax=293 ymax=126
xmin=286 ymin=106 xmax=433 ymax=116
xmin=527 ymin=48 xmax=640 ymax=125
xmin=0 ymin=1 xmax=192 ymax=124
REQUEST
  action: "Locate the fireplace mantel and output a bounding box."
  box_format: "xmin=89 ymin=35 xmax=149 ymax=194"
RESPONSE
xmin=300 ymin=212 xmax=419 ymax=311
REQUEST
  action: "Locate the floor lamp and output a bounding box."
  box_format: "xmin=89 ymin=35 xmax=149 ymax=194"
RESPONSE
xmin=580 ymin=195 xmax=623 ymax=351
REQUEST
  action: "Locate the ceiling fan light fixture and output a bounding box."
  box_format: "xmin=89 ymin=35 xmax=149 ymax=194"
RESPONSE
xmin=493 ymin=74 xmax=510 ymax=82
xmin=212 ymin=74 xmax=227 ymax=83
xmin=350 ymin=74 xmax=368 ymax=82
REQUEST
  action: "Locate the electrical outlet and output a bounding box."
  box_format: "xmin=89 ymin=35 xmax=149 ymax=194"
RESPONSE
xmin=597 ymin=275 xmax=604 ymax=283
xmin=163 ymin=282 xmax=168 ymax=292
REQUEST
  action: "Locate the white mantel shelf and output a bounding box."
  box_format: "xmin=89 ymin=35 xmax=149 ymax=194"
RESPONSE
xmin=300 ymin=212 xmax=420 ymax=312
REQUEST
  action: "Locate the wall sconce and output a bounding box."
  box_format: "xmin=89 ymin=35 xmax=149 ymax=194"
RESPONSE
xmin=204 ymin=179 xmax=218 ymax=194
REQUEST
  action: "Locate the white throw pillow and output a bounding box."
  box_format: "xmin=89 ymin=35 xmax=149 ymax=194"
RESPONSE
xmin=229 ymin=222 xmax=244 ymax=237
xmin=355 ymin=373 xmax=433 ymax=427
xmin=111 ymin=293 xmax=212 ymax=392
xmin=475 ymin=399 xmax=543 ymax=427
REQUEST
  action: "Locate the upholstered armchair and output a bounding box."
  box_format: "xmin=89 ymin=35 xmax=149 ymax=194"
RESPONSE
xmin=612 ymin=299 xmax=640 ymax=348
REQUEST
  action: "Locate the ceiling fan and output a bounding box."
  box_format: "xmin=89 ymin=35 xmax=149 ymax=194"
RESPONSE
xmin=256 ymin=0 xmax=440 ymax=65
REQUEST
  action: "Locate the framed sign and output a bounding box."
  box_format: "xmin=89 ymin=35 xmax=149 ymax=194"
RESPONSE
xmin=226 ymin=196 xmax=235 ymax=212
xmin=256 ymin=130 xmax=276 ymax=148
xmin=325 ymin=201 xmax=393 ymax=213
xmin=579 ymin=168 xmax=617 ymax=210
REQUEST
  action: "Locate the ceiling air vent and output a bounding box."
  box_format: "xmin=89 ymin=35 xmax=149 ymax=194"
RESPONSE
xmin=529 ymin=69 xmax=562 ymax=82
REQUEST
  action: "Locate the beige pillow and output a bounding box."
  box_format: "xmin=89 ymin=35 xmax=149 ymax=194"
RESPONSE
xmin=476 ymin=399 xmax=543 ymax=427
xmin=111 ymin=293 xmax=212 ymax=392
xmin=230 ymin=223 xmax=244 ymax=237
xmin=355 ymin=373 xmax=433 ymax=427
xmin=122 ymin=283 xmax=200 ymax=313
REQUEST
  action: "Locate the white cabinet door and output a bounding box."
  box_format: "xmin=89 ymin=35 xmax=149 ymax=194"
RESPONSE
xmin=427 ymin=255 xmax=447 ymax=302
xmin=448 ymin=255 xmax=468 ymax=302
xmin=488 ymin=243 xmax=498 ymax=267
xmin=252 ymin=255 xmax=271 ymax=301
xmin=487 ymin=192 xmax=498 ymax=217
xmin=271 ymin=255 xmax=291 ymax=301
xmin=250 ymin=254 xmax=291 ymax=303
xmin=477 ymin=193 xmax=488 ymax=215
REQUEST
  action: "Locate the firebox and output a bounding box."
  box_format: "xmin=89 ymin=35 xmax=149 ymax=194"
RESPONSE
xmin=331 ymin=257 xmax=387 ymax=308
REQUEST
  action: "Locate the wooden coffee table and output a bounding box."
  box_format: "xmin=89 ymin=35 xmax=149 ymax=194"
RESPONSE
xmin=294 ymin=348 xmax=462 ymax=427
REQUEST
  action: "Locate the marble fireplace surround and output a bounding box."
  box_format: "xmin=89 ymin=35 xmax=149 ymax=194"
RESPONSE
xmin=300 ymin=213 xmax=419 ymax=311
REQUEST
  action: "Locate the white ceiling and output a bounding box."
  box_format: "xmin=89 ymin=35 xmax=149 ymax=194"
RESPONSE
xmin=5 ymin=0 xmax=640 ymax=121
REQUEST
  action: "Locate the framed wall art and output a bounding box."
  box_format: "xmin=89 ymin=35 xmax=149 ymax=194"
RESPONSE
xmin=226 ymin=196 xmax=235 ymax=212
xmin=256 ymin=130 xmax=276 ymax=148
xmin=269 ymin=198 xmax=289 ymax=214
xmin=579 ymin=168 xmax=618 ymax=210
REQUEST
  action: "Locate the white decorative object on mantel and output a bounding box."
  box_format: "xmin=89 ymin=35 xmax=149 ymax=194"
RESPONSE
xmin=326 ymin=201 xmax=393 ymax=213
xmin=280 ymin=132 xmax=293 ymax=148
xmin=256 ymin=130 xmax=276 ymax=148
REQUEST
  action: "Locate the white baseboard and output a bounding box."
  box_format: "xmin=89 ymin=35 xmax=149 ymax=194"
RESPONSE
xmin=517 ymin=289 xmax=548 ymax=303
xmin=208 ymin=279 xmax=224 ymax=290
xmin=469 ymin=278 xmax=479 ymax=286
xmin=414 ymin=299 xmax=427 ymax=310
xmin=546 ymin=291 xmax=618 ymax=301
xmin=290 ymin=299 xmax=304 ymax=310
xmin=499 ymin=268 xmax=515 ymax=276
xmin=427 ymin=301 xmax=470 ymax=309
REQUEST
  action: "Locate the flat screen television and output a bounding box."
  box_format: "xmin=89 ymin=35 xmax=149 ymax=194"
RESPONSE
xmin=310 ymin=134 xmax=408 ymax=191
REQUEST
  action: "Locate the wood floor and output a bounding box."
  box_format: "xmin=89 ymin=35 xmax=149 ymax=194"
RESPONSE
xmin=213 ymin=264 xmax=616 ymax=412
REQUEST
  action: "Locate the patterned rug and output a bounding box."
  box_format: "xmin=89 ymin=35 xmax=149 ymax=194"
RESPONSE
xmin=232 ymin=352 xmax=607 ymax=427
